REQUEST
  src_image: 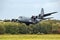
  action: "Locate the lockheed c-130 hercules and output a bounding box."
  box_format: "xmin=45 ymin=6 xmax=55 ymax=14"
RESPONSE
xmin=11 ymin=8 xmax=57 ymax=25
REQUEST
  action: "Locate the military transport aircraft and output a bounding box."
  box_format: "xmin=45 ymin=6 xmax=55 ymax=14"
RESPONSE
xmin=11 ymin=8 xmax=57 ymax=25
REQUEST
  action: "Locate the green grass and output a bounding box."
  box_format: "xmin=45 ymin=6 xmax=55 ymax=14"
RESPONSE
xmin=0 ymin=34 xmax=60 ymax=40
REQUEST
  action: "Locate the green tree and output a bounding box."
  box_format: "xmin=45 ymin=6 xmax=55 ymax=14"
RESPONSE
xmin=0 ymin=24 xmax=5 ymax=34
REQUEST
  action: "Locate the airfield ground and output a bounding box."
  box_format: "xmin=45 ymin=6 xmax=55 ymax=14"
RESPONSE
xmin=0 ymin=34 xmax=60 ymax=40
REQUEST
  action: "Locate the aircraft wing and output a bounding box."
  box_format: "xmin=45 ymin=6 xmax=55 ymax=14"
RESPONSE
xmin=43 ymin=12 xmax=57 ymax=17
xmin=43 ymin=17 xmax=53 ymax=20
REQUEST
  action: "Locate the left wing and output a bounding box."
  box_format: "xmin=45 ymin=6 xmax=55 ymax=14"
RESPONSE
xmin=43 ymin=12 xmax=57 ymax=17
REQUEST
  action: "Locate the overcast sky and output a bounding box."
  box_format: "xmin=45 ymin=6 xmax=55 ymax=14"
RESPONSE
xmin=0 ymin=0 xmax=60 ymax=20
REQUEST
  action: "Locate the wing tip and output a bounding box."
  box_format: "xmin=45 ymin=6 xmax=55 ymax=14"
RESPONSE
xmin=53 ymin=12 xmax=58 ymax=13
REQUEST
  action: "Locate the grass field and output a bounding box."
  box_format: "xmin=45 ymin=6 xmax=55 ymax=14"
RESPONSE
xmin=0 ymin=34 xmax=60 ymax=40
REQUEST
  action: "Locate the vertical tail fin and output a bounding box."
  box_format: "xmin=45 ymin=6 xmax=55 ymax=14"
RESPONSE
xmin=41 ymin=8 xmax=44 ymax=17
xmin=38 ymin=8 xmax=44 ymax=19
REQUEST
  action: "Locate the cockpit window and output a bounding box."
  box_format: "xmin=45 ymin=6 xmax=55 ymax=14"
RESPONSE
xmin=19 ymin=16 xmax=22 ymax=18
xmin=20 ymin=17 xmax=22 ymax=18
xmin=18 ymin=16 xmax=22 ymax=18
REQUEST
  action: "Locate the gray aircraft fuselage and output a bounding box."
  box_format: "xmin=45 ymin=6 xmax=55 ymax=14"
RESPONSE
xmin=11 ymin=8 xmax=57 ymax=25
xmin=17 ymin=16 xmax=41 ymax=25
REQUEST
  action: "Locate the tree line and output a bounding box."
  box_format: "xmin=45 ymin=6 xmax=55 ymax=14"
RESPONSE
xmin=0 ymin=20 xmax=60 ymax=34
